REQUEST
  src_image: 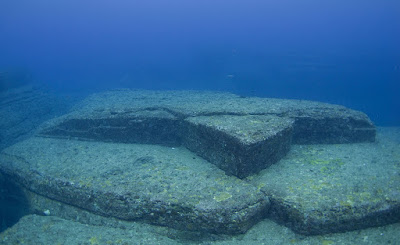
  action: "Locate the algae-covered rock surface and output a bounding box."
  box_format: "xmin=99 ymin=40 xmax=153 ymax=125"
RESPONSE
xmin=0 ymin=137 xmax=268 ymax=234
xmin=38 ymin=90 xmax=375 ymax=178
xmin=39 ymin=89 xmax=375 ymax=145
xmin=2 ymin=214 xmax=400 ymax=245
xmin=2 ymin=89 xmax=397 ymax=241
xmin=248 ymin=127 xmax=400 ymax=235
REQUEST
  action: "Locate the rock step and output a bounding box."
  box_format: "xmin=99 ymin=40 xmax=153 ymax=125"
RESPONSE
xmin=248 ymin=131 xmax=400 ymax=235
xmin=0 ymin=137 xmax=269 ymax=234
xmin=41 ymin=113 xmax=293 ymax=179
xmin=38 ymin=90 xmax=375 ymax=178
xmin=1 ymin=129 xmax=397 ymax=236
xmin=184 ymin=115 xmax=294 ymax=178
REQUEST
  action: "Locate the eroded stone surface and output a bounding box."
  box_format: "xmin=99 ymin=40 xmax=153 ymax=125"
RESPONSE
xmin=39 ymin=90 xmax=375 ymax=144
xmin=1 ymin=89 xmax=385 ymax=237
xmin=37 ymin=90 xmax=376 ymax=178
xmin=0 ymin=137 xmax=269 ymax=234
xmin=248 ymin=128 xmax=400 ymax=235
xmin=40 ymin=108 xmax=182 ymax=146
xmin=184 ymin=115 xmax=293 ymax=178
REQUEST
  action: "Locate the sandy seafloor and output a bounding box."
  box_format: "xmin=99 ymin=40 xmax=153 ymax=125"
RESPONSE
xmin=0 ymin=127 xmax=399 ymax=245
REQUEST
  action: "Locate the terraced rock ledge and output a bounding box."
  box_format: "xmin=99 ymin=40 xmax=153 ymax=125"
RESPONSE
xmin=248 ymin=132 xmax=400 ymax=235
xmin=0 ymin=137 xmax=269 ymax=234
xmin=38 ymin=90 xmax=375 ymax=178
xmin=2 ymin=89 xmax=394 ymax=237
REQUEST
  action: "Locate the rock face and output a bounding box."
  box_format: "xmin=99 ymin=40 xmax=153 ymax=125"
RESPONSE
xmin=39 ymin=90 xmax=376 ymax=144
xmin=2 ymin=89 xmax=392 ymax=236
xmin=183 ymin=115 xmax=294 ymax=178
xmin=0 ymin=137 xmax=269 ymax=234
xmin=248 ymin=135 xmax=400 ymax=235
xmin=38 ymin=90 xmax=375 ymax=178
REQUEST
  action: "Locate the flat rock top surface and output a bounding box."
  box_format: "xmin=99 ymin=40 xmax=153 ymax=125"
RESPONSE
xmin=186 ymin=115 xmax=294 ymax=144
xmin=249 ymin=127 xmax=400 ymax=216
xmin=1 ymin=137 xmax=264 ymax=211
xmin=53 ymin=89 xmax=370 ymax=120
xmin=2 ymin=214 xmax=400 ymax=245
xmin=38 ymin=89 xmax=375 ymax=147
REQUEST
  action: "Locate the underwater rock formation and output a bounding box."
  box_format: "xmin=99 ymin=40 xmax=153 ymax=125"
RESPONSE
xmin=2 ymin=90 xmax=396 ymax=236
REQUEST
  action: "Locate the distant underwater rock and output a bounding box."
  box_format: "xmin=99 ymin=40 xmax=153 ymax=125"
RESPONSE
xmin=0 ymin=85 xmax=72 ymax=151
xmin=0 ymin=69 xmax=32 ymax=92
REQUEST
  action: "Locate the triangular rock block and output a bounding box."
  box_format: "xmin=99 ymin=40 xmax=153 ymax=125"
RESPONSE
xmin=0 ymin=137 xmax=269 ymax=234
xmin=38 ymin=90 xmax=376 ymax=178
xmin=183 ymin=115 xmax=294 ymax=178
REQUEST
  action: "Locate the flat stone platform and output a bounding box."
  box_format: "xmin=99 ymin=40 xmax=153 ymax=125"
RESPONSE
xmin=0 ymin=137 xmax=269 ymax=234
xmin=2 ymin=214 xmax=400 ymax=244
xmin=248 ymin=127 xmax=400 ymax=235
xmin=38 ymin=90 xmax=375 ymax=178
xmin=0 ymin=128 xmax=398 ymax=237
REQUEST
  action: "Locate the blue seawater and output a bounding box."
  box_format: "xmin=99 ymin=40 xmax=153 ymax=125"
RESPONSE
xmin=0 ymin=1 xmax=399 ymax=242
xmin=0 ymin=0 xmax=399 ymax=125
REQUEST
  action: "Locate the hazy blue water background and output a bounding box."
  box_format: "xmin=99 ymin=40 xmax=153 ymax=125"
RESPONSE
xmin=0 ymin=0 xmax=399 ymax=125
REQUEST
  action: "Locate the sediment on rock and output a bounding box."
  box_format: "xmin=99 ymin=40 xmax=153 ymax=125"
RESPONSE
xmin=0 ymin=137 xmax=270 ymax=234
